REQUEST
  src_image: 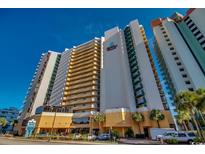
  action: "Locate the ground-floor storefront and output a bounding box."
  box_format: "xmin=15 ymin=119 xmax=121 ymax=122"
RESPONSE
xmin=16 ymin=108 xmax=175 ymax=138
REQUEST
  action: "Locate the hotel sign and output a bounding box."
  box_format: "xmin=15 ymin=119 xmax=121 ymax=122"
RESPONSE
xmin=107 ymin=42 xmax=118 ymax=51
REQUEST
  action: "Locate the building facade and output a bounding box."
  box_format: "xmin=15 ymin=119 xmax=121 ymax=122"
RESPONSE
xmin=151 ymin=8 xmax=205 ymax=129
xmin=17 ymin=51 xmax=61 ymax=134
xmin=101 ymin=20 xmax=173 ymax=136
xmin=176 ymin=8 xmax=205 ymax=76
xmin=18 ymin=20 xmax=175 ymax=137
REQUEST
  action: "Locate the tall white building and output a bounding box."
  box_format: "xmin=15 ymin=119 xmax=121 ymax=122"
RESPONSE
xmin=18 ymin=19 xmax=175 ymax=136
xmin=49 ymin=49 xmax=72 ymax=106
xmin=17 ymin=51 xmax=61 ymax=132
xmin=151 ymin=10 xmax=205 ymax=129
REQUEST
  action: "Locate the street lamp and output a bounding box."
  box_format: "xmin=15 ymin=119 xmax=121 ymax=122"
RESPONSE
xmin=89 ymin=111 xmax=96 ymax=135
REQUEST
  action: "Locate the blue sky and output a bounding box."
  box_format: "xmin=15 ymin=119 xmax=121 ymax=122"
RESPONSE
xmin=0 ymin=8 xmax=187 ymax=109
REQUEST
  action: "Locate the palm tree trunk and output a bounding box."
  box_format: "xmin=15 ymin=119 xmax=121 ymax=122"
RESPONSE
xmin=198 ymin=111 xmax=205 ymax=125
xmin=157 ymin=120 xmax=160 ymax=128
xmin=98 ymin=122 xmax=101 ymax=134
xmin=192 ymin=109 xmax=204 ymax=139
xmin=191 ymin=114 xmax=202 ymax=138
xmin=137 ymin=123 xmax=141 ymax=134
xmin=182 ymin=121 xmax=188 ymax=131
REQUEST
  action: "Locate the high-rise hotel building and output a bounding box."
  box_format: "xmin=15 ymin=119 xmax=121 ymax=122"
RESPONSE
xmin=17 ymin=51 xmax=61 ymax=134
xmin=18 ymin=19 xmax=174 ymax=137
xmin=151 ymin=8 xmax=205 ymax=128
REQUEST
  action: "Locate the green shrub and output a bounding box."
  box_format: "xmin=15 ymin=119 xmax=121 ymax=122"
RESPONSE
xmin=193 ymin=137 xmax=204 ymax=143
xmin=165 ymin=138 xmax=178 ymax=144
xmin=125 ymin=128 xmax=134 ymax=138
xmin=82 ymin=134 xmax=88 ymax=141
xmin=112 ymin=130 xmax=120 ymax=140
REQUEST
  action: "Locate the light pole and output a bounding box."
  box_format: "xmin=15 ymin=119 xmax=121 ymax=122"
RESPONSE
xmin=89 ymin=111 xmax=96 ymax=135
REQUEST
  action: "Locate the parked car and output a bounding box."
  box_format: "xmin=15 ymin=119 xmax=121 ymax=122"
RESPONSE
xmin=157 ymin=131 xmax=197 ymax=144
xmin=87 ymin=134 xmax=97 ymax=141
xmin=74 ymin=133 xmax=82 ymax=139
xmin=97 ymin=133 xmax=111 ymax=141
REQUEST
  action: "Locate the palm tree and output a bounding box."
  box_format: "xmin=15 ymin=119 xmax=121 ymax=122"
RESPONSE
xmin=176 ymin=110 xmax=191 ymax=131
xmin=175 ymin=91 xmax=202 ymax=137
xmin=195 ymin=88 xmax=205 ymax=116
xmin=132 ymin=112 xmax=144 ymax=134
xmin=149 ymin=109 xmax=165 ymax=128
xmin=0 ymin=117 xmax=7 ymax=133
xmin=93 ymin=112 xmax=105 ymax=134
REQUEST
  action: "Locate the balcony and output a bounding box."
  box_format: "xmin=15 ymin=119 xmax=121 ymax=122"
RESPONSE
xmin=71 ymin=52 xmax=100 ymax=63
xmin=64 ymin=97 xmax=97 ymax=106
xmin=69 ymin=60 xmax=100 ymax=70
xmin=66 ymin=91 xmax=98 ymax=100
xmin=70 ymin=55 xmax=95 ymax=65
xmin=72 ymin=104 xmax=97 ymax=111
xmin=67 ymin=71 xmax=99 ymax=81
xmin=70 ymin=56 xmax=100 ymax=66
xmin=68 ymin=67 xmax=99 ymax=78
xmin=67 ymin=81 xmax=98 ymax=90
xmin=67 ymin=76 xmax=98 ymax=86
xmin=71 ymin=50 xmax=100 ymax=61
xmin=66 ymin=86 xmax=98 ymax=95
xmin=69 ymin=63 xmax=99 ymax=73
xmin=73 ymin=45 xmax=100 ymax=56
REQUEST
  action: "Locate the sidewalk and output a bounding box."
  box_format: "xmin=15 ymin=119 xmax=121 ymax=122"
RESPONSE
xmin=118 ymin=138 xmax=161 ymax=145
xmin=1 ymin=136 xmax=119 ymax=145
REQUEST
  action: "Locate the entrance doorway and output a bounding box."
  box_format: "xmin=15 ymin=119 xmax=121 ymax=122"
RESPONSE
xmin=143 ymin=127 xmax=149 ymax=138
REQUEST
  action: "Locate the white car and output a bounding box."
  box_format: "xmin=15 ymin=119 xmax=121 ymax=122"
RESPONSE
xmin=157 ymin=131 xmax=197 ymax=144
xmin=87 ymin=134 xmax=97 ymax=141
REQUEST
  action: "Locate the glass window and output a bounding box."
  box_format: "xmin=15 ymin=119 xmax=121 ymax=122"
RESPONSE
xmin=185 ymin=81 xmax=191 ymax=84
xmin=178 ymin=133 xmax=186 ymax=137
xmin=72 ymin=117 xmax=90 ymax=124
xmin=187 ymin=132 xmax=196 ymax=137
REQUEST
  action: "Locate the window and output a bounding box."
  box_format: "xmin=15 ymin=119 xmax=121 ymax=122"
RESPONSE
xmin=200 ymin=40 xmax=205 ymax=45
xmin=186 ymin=19 xmax=192 ymax=25
xmin=185 ymin=81 xmax=191 ymax=84
xmin=177 ymin=62 xmax=182 ymax=66
xmin=178 ymin=133 xmax=186 ymax=137
xmin=188 ymin=23 xmax=195 ymax=29
xmin=166 ymin=39 xmax=170 ymax=42
xmin=162 ymin=31 xmax=166 ymax=34
xmin=170 ymin=47 xmax=174 ymax=50
xmin=179 ymin=68 xmax=184 ymax=72
xmin=184 ymin=16 xmax=190 ymax=22
xmin=174 ymin=57 xmax=179 ymax=60
xmin=188 ymin=132 xmax=196 ymax=137
xmin=168 ymin=43 xmax=172 ymax=46
xmin=172 ymin=52 xmax=176 ymax=55
xmin=191 ymin=27 xmax=197 ymax=32
xmin=164 ymin=35 xmax=168 ymax=38
xmin=72 ymin=117 xmax=90 ymax=124
xmin=182 ymin=74 xmax=187 ymax=78
xmin=188 ymin=88 xmax=194 ymax=91
xmin=194 ymin=31 xmax=201 ymax=37
xmin=197 ymin=35 xmax=204 ymax=41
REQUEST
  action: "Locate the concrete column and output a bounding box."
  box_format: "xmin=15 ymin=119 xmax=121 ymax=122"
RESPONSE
xmin=122 ymin=128 xmax=125 ymax=137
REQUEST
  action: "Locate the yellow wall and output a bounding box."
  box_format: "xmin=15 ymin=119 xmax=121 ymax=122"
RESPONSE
xmin=104 ymin=110 xmax=174 ymax=136
xmin=19 ymin=110 xmax=174 ymax=137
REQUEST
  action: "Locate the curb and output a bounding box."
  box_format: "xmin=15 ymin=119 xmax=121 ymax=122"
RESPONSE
xmin=1 ymin=137 xmax=117 ymax=145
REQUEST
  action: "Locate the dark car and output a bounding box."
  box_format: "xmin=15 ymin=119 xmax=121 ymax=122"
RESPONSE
xmin=97 ymin=133 xmax=111 ymax=141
